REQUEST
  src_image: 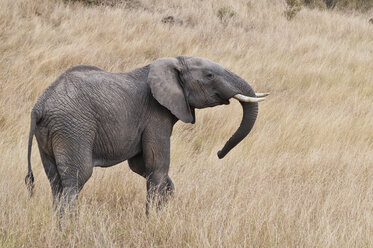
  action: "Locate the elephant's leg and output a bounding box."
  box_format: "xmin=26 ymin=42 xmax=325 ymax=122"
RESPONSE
xmin=142 ymin=127 xmax=174 ymax=214
xmin=39 ymin=151 xmax=63 ymax=211
xmin=57 ymin=162 xmax=93 ymax=217
xmin=166 ymin=176 xmax=174 ymax=194
xmin=128 ymin=154 xmax=146 ymax=178
xmin=128 ymin=153 xmax=174 ymax=214
xmin=146 ymin=174 xmax=174 ymax=213
xmin=53 ymin=141 xmax=93 ymax=217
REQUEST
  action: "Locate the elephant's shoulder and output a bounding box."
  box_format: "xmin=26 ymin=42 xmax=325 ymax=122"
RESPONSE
xmin=65 ymin=65 xmax=104 ymax=74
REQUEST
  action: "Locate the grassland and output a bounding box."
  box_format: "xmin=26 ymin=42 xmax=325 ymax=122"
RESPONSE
xmin=0 ymin=0 xmax=372 ymax=247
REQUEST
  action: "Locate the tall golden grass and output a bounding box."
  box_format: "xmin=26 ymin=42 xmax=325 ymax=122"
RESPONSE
xmin=0 ymin=0 xmax=372 ymax=247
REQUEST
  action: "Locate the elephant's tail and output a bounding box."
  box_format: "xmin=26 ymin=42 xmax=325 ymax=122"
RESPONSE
xmin=25 ymin=110 xmax=39 ymax=197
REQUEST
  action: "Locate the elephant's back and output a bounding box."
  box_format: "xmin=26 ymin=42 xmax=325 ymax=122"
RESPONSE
xmin=32 ymin=66 xmax=114 ymax=149
xmin=33 ymin=65 xmax=150 ymax=161
xmin=33 ymin=65 xmax=104 ymax=110
xmin=35 ymin=65 xmax=137 ymax=113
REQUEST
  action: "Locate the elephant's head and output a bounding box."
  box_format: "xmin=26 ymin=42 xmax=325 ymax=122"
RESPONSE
xmin=148 ymin=56 xmax=268 ymax=159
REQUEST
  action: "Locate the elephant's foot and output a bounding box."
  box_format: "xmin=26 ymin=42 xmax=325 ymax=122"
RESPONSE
xmin=145 ymin=176 xmax=174 ymax=215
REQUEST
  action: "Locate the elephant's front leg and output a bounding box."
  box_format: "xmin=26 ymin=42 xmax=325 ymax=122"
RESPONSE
xmin=142 ymin=125 xmax=174 ymax=214
xmin=146 ymin=174 xmax=174 ymax=214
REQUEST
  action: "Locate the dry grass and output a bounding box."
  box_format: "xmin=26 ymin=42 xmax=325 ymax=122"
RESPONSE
xmin=1 ymin=0 xmax=372 ymax=247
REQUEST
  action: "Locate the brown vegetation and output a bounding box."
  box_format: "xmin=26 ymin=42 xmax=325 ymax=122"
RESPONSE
xmin=302 ymin=0 xmax=373 ymax=11
xmin=0 ymin=0 xmax=372 ymax=247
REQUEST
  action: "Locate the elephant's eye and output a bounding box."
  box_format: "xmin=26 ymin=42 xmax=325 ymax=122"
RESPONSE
xmin=206 ymin=73 xmax=215 ymax=80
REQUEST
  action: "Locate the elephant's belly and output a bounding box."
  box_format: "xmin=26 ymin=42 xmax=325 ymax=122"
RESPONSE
xmin=92 ymin=130 xmax=142 ymax=167
xmin=92 ymin=157 xmax=130 ymax=168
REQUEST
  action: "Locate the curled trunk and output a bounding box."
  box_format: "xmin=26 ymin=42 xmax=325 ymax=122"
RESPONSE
xmin=217 ymin=80 xmax=258 ymax=159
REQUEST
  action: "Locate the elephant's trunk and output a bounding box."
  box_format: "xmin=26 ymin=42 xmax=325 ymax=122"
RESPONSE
xmin=217 ymin=77 xmax=259 ymax=159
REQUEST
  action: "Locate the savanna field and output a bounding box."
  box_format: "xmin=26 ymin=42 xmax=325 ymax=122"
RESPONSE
xmin=0 ymin=0 xmax=372 ymax=247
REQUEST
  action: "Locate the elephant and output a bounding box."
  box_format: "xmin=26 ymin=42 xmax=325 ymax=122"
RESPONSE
xmin=25 ymin=56 xmax=268 ymax=215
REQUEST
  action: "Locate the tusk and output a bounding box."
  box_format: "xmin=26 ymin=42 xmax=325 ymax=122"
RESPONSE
xmin=233 ymin=94 xmax=266 ymax=102
xmin=256 ymin=92 xmax=270 ymax=97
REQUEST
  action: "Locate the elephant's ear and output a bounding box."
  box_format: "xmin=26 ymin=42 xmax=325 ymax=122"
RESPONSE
xmin=148 ymin=57 xmax=194 ymax=123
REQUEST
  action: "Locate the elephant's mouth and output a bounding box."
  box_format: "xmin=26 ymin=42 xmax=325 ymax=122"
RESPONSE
xmin=214 ymin=93 xmax=230 ymax=105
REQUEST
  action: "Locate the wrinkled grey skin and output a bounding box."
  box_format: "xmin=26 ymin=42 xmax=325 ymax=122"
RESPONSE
xmin=25 ymin=56 xmax=259 ymax=215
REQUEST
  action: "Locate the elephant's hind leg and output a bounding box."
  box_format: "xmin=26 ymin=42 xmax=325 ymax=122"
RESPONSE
xmin=53 ymin=139 xmax=94 ymax=217
xmin=39 ymin=151 xmax=63 ymax=211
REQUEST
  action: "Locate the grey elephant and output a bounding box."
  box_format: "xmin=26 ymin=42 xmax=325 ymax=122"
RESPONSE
xmin=25 ymin=56 xmax=268 ymax=215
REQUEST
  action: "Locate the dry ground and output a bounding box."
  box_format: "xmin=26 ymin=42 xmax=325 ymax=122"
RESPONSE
xmin=0 ymin=0 xmax=372 ymax=247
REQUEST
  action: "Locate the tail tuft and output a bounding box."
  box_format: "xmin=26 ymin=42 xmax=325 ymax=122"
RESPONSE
xmin=25 ymin=172 xmax=34 ymax=197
